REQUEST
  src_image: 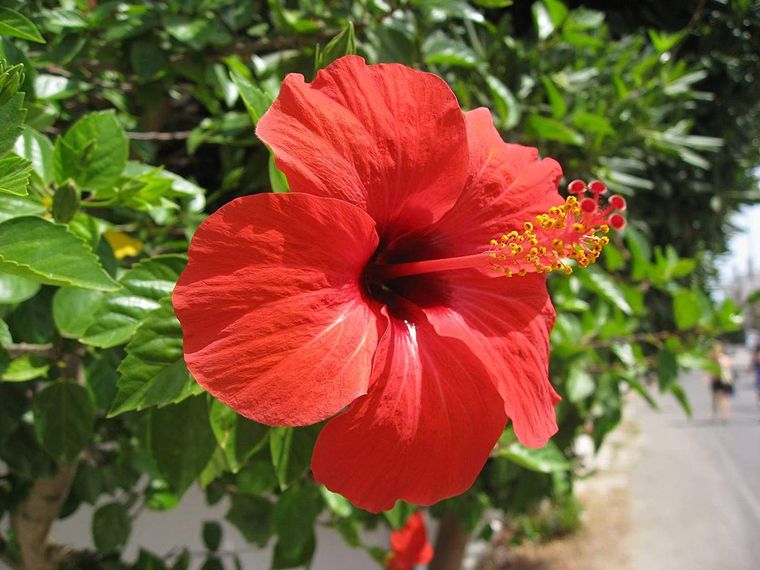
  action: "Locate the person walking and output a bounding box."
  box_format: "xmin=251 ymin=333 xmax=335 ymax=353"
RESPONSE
xmin=709 ymin=343 xmax=734 ymax=422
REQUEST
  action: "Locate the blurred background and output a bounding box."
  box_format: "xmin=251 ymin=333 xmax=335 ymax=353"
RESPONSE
xmin=0 ymin=0 xmax=758 ymax=569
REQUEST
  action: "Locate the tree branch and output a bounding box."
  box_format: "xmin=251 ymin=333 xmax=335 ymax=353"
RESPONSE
xmin=10 ymin=465 xmax=77 ymax=570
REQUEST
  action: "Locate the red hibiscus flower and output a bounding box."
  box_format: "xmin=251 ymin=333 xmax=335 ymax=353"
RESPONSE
xmin=172 ymin=56 xmax=624 ymax=512
xmin=387 ymin=511 xmax=434 ymax=570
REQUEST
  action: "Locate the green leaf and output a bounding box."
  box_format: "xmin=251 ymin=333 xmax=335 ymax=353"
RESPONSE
xmin=657 ymin=349 xmax=678 ymax=392
xmin=0 ymin=153 xmax=31 ymax=195
xmin=32 ymin=380 xmax=95 ymax=464
xmin=669 ymin=383 xmax=692 ymax=418
xmin=672 ymin=289 xmax=701 ymax=330
xmin=566 ymin=366 xmax=594 ymax=402
xmin=0 ymin=272 xmax=39 ymax=303
xmin=384 ymin=501 xmax=415 ymax=529
xmin=225 ymin=494 xmax=274 ymax=546
xmin=82 ymin=255 xmax=186 ymax=347
xmin=209 ymin=400 xmax=269 ymax=473
xmin=541 ymin=75 xmax=567 ymax=119
xmin=0 ymin=92 xmax=26 ymax=157
xmin=270 ymin=426 xmax=318 ymax=489
xmin=53 ymin=111 xmax=128 ymax=191
xmin=485 ymin=75 xmax=520 ymax=129
xmin=268 ymin=155 xmax=289 ymax=193
xmin=51 ymin=182 xmax=80 ymax=223
xmin=1 ymin=355 xmax=49 ymax=382
xmin=316 ymin=21 xmax=357 ymax=69
xmin=92 ymin=502 xmax=131 ymax=554
xmin=577 ymin=268 xmax=633 ymax=315
xmin=149 ymin=395 xmax=217 ymax=495
xmin=0 ymin=216 xmax=118 ymax=291
xmin=0 ymin=317 xmax=10 ymax=346
xmin=525 ymin=114 xmax=584 ymax=145
xmin=0 ymin=8 xmax=45 ymax=43
xmin=229 ymin=71 xmax=272 ymax=126
xmin=499 ymin=441 xmax=570 ymax=473
xmin=423 ymin=33 xmax=479 ymax=69
xmin=202 ymin=521 xmax=222 ymax=552
xmin=109 ymin=297 xmax=202 ymax=416
xmin=272 ymin=490 xmax=320 ymax=568
xmin=0 ymin=193 xmax=45 ymax=222
xmin=52 ymin=287 xmax=104 ymax=339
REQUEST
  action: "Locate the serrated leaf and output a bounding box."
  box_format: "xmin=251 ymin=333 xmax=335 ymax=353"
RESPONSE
xmin=109 ymin=297 xmax=202 ymax=416
xmin=0 ymin=8 xmax=45 ymax=43
xmin=0 ymin=92 xmax=26 ymax=157
xmin=149 ymin=395 xmax=216 ymax=495
xmin=53 ymin=110 xmax=128 ymax=191
xmin=0 ymin=216 xmax=118 ymax=291
xmin=33 ymin=380 xmax=94 ymax=464
xmin=0 ymin=153 xmax=31 ymax=195
xmin=82 ymin=255 xmax=185 ymax=347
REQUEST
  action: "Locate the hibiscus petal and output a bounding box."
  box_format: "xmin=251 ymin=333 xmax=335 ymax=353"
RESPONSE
xmin=311 ymin=307 xmax=507 ymax=513
xmin=393 ymin=108 xmax=563 ymax=260
xmin=173 ymin=193 xmax=381 ymax=426
xmin=413 ymin=270 xmax=559 ymax=447
xmin=388 ymin=511 xmax=434 ymax=570
xmin=256 ymin=55 xmax=469 ymax=241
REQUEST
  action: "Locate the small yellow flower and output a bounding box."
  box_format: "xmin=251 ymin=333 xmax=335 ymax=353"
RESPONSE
xmin=104 ymin=231 xmax=143 ymax=259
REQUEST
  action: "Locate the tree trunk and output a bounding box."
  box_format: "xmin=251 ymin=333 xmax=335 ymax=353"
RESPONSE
xmin=429 ymin=511 xmax=470 ymax=570
xmin=10 ymin=465 xmax=76 ymax=570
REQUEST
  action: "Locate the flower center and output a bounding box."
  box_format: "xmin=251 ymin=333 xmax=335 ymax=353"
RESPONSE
xmin=375 ymin=180 xmax=626 ymax=281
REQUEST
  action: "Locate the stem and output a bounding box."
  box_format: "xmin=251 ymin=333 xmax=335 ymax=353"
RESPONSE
xmin=429 ymin=512 xmax=470 ymax=570
xmin=376 ymin=253 xmax=486 ymax=280
xmin=10 ymin=465 xmax=77 ymax=570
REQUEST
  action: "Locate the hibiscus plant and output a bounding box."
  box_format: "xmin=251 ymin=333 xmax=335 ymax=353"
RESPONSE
xmin=0 ymin=2 xmax=752 ymax=570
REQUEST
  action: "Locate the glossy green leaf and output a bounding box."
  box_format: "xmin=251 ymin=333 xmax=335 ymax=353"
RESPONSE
xmin=52 ymin=287 xmax=103 ymax=338
xmin=0 ymin=272 xmax=39 ymax=303
xmin=0 ymin=92 xmax=25 ymax=156
xmin=32 ymin=380 xmax=94 ymax=464
xmin=577 ymin=268 xmax=633 ymax=315
xmin=566 ymin=366 xmax=594 ymax=402
xmin=82 ymin=255 xmax=185 ymax=347
xmin=53 ymin=110 xmax=128 ymax=191
xmin=93 ymin=502 xmax=131 ymax=554
xmin=0 ymin=8 xmax=45 ymax=43
xmin=0 ymin=193 xmax=45 ymax=222
xmin=0 ymin=153 xmax=31 ymax=195
xmin=525 ymin=114 xmax=584 ymax=145
xmin=316 ymin=21 xmax=357 ymax=69
xmin=109 ymin=297 xmax=202 ymax=416
xmin=0 ymin=216 xmax=117 ymax=291
xmin=657 ymin=349 xmax=678 ymax=392
xmin=1 ymin=355 xmax=48 ymax=382
xmin=485 ymin=75 xmax=520 ymax=129
xmin=229 ymin=71 xmax=272 ymax=126
xmin=149 ymin=395 xmax=217 ymax=495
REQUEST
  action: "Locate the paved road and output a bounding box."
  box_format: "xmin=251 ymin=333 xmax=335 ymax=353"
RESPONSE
xmin=631 ymin=348 xmax=760 ymax=570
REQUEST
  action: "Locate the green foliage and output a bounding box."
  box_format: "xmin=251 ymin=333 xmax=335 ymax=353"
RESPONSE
xmin=0 ymin=1 xmax=755 ymax=568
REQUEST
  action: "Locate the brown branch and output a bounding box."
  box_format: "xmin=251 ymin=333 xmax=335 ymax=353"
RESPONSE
xmin=10 ymin=465 xmax=77 ymax=570
xmin=429 ymin=511 xmax=469 ymax=570
xmin=5 ymin=343 xmax=57 ymax=360
xmin=126 ymin=130 xmax=193 ymax=141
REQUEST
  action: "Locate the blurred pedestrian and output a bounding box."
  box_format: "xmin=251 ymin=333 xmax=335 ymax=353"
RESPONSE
xmin=709 ymin=343 xmax=734 ymax=422
xmin=752 ymin=346 xmax=760 ymax=408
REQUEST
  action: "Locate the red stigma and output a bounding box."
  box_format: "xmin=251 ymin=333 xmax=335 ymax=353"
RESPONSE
xmin=588 ymin=180 xmax=607 ymax=194
xmin=568 ymin=179 xmax=586 ymax=194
